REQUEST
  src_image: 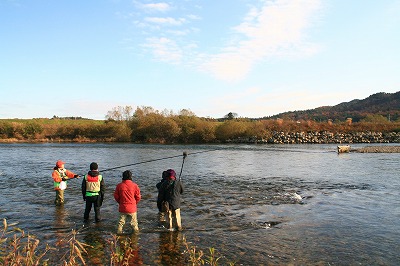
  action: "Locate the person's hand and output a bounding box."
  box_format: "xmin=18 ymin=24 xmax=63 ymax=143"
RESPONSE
xmin=74 ymin=175 xmax=80 ymax=178
xmin=83 ymin=196 xmax=86 ymax=201
xmin=62 ymin=177 xmax=67 ymax=181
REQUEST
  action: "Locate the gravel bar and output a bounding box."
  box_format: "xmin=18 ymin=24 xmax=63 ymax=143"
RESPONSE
xmin=353 ymin=146 xmax=400 ymax=153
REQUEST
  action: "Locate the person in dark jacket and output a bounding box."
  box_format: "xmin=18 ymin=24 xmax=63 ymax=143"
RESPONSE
xmin=158 ymin=169 xmax=183 ymax=231
xmin=114 ymin=170 xmax=141 ymax=234
xmin=156 ymin=170 xmax=169 ymax=224
xmin=82 ymin=162 xmax=105 ymax=222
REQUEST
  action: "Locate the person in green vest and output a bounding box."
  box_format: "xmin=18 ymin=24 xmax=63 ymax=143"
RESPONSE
xmin=82 ymin=162 xmax=105 ymax=223
xmin=52 ymin=160 xmax=79 ymax=206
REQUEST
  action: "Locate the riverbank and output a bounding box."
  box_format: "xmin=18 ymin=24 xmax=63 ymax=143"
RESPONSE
xmin=1 ymin=131 xmax=400 ymax=145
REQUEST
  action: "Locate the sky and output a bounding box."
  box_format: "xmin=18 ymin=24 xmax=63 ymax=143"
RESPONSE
xmin=1 ymin=0 xmax=399 ymax=120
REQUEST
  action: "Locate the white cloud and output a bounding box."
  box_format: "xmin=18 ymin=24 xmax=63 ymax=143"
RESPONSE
xmin=201 ymin=53 xmax=253 ymax=82
xmin=128 ymin=0 xmax=323 ymax=83
xmin=143 ymin=37 xmax=183 ymax=63
xmin=144 ymin=16 xmax=186 ymax=26
xmin=200 ymin=0 xmax=323 ymax=81
xmin=142 ymin=2 xmax=171 ymax=12
xmin=166 ymin=29 xmax=190 ymax=36
xmin=186 ymin=14 xmax=201 ymax=20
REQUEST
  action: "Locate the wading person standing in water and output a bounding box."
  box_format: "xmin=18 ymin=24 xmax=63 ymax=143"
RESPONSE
xmin=156 ymin=170 xmax=169 ymax=225
xmin=158 ymin=169 xmax=183 ymax=231
xmin=52 ymin=160 xmax=79 ymax=206
xmin=82 ymin=162 xmax=105 ymax=223
xmin=114 ymin=170 xmax=141 ymax=234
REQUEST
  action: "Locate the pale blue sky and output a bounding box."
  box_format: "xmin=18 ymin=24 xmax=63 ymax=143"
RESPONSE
xmin=1 ymin=0 xmax=399 ymax=119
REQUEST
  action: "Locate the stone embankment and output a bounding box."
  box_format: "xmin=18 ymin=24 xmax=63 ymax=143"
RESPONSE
xmin=228 ymin=131 xmax=400 ymax=144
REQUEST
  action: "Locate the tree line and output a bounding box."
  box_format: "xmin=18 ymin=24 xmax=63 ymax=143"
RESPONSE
xmin=0 ymin=106 xmax=399 ymax=143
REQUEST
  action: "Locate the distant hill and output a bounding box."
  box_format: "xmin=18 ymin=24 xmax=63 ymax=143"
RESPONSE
xmin=266 ymin=91 xmax=400 ymax=122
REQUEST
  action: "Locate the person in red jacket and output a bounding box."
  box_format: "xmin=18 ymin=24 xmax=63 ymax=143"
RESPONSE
xmin=114 ymin=170 xmax=141 ymax=234
xmin=52 ymin=160 xmax=79 ymax=206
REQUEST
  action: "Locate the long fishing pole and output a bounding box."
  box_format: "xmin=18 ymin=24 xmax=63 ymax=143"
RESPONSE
xmin=178 ymin=151 xmax=188 ymax=180
xmin=100 ymin=148 xmax=219 ymax=173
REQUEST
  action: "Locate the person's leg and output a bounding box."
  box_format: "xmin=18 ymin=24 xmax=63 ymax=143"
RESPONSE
xmin=117 ymin=213 xmax=127 ymax=234
xmin=54 ymin=190 xmax=60 ymax=205
xmin=128 ymin=212 xmax=139 ymax=232
xmin=84 ymin=197 xmax=93 ymax=221
xmin=166 ymin=210 xmax=173 ymax=230
xmin=175 ymin=208 xmax=182 ymax=230
xmin=59 ymin=189 xmax=64 ymax=204
xmin=55 ymin=190 xmax=64 ymax=205
xmin=158 ymin=211 xmax=166 ymax=223
xmin=93 ymin=196 xmax=101 ymax=222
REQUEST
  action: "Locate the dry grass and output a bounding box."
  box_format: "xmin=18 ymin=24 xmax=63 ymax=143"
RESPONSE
xmin=0 ymin=219 xmax=90 ymax=266
xmin=1 ymin=219 xmax=235 ymax=265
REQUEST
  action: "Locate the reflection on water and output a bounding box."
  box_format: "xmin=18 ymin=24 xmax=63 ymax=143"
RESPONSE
xmin=83 ymin=229 xmax=108 ymax=265
xmin=54 ymin=206 xmax=69 ymax=235
xmin=157 ymin=231 xmax=184 ymax=265
xmin=0 ymin=143 xmax=399 ymax=265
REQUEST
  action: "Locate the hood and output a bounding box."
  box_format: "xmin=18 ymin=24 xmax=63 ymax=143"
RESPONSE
xmin=88 ymin=170 xmax=99 ymax=177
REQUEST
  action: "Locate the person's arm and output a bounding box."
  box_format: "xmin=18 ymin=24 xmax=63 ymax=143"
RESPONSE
xmin=135 ymin=185 xmax=141 ymax=203
xmin=113 ymin=185 xmax=120 ymax=203
xmin=81 ymin=177 xmax=86 ymax=200
xmin=52 ymin=171 xmax=62 ymax=182
xmin=100 ymin=177 xmax=105 ymax=200
xmin=65 ymin=170 xmax=76 ymax=179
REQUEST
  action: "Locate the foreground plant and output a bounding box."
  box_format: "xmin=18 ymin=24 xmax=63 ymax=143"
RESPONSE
xmin=57 ymin=229 xmax=91 ymax=266
xmin=107 ymin=233 xmax=142 ymax=266
xmin=0 ymin=218 xmax=52 ymax=265
xmin=0 ymin=219 xmax=90 ymax=266
xmin=182 ymin=236 xmax=235 ymax=266
xmin=1 ymin=218 xmax=234 ymax=265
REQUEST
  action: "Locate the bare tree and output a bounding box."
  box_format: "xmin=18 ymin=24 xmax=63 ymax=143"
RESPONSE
xmin=179 ymin=109 xmax=196 ymax=116
xmin=106 ymin=106 xmax=134 ymax=121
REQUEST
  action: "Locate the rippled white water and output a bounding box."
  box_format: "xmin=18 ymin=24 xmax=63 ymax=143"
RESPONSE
xmin=0 ymin=143 xmax=399 ymax=265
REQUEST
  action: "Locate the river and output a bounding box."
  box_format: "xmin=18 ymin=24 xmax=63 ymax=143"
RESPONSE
xmin=0 ymin=143 xmax=399 ymax=265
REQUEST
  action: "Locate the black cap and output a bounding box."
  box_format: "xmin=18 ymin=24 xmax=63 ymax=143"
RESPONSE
xmin=90 ymin=162 xmax=98 ymax=170
xmin=122 ymin=170 xmax=132 ymax=180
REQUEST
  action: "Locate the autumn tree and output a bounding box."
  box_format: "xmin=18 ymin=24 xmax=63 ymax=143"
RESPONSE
xmin=130 ymin=110 xmax=180 ymax=143
xmin=173 ymin=113 xmax=216 ymax=143
xmin=215 ymin=120 xmax=247 ymax=140
xmin=360 ymin=114 xmax=388 ymax=123
xmin=224 ymin=112 xmax=238 ymax=120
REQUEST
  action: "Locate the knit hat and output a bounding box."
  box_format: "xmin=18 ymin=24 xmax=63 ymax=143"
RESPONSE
xmin=122 ymin=170 xmax=132 ymax=180
xmin=56 ymin=160 xmax=65 ymax=168
xmin=166 ymin=169 xmax=176 ymax=180
xmin=90 ymin=162 xmax=98 ymax=170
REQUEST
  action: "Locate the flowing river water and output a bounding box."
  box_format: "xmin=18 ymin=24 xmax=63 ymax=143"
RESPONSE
xmin=0 ymin=143 xmax=399 ymax=265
